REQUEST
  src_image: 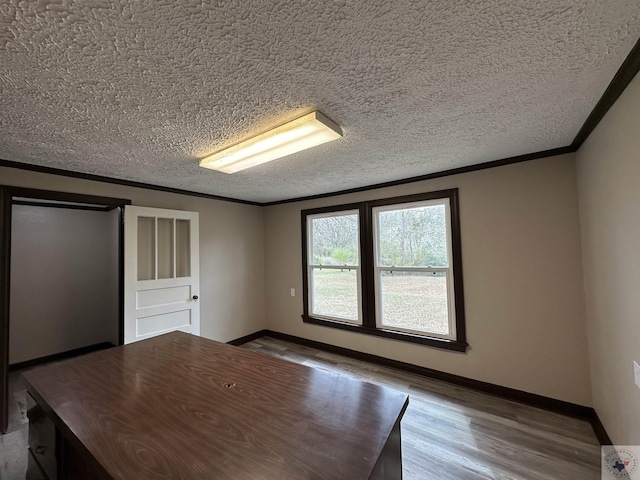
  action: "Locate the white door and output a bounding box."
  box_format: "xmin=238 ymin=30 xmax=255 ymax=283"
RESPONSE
xmin=124 ymin=206 xmax=200 ymax=344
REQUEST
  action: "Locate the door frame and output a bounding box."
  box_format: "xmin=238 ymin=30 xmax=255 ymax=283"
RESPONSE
xmin=0 ymin=186 xmax=131 ymax=433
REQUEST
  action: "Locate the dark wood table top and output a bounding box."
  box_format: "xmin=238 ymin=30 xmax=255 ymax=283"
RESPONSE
xmin=22 ymin=332 xmax=409 ymax=480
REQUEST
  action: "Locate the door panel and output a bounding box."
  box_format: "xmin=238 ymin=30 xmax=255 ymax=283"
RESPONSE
xmin=137 ymin=309 xmax=191 ymax=336
xmin=124 ymin=206 xmax=199 ymax=344
xmin=137 ymin=285 xmax=191 ymax=308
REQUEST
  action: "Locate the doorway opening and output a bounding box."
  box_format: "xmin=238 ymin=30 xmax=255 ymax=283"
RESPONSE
xmin=0 ymin=186 xmax=131 ymax=433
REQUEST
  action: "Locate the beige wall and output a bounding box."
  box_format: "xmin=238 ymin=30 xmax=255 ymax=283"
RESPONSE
xmin=264 ymin=154 xmax=592 ymax=405
xmin=1 ymin=149 xmax=599 ymax=407
xmin=576 ymin=75 xmax=640 ymax=443
xmin=10 ymin=205 xmax=119 ymax=363
xmin=1 ymin=166 xmax=266 ymax=343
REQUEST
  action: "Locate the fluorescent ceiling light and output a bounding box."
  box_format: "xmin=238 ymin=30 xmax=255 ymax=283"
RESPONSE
xmin=199 ymin=111 xmax=342 ymax=174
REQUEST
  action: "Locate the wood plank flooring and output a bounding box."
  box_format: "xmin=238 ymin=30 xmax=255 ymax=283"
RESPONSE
xmin=241 ymin=337 xmax=601 ymax=480
xmin=0 ymin=336 xmax=601 ymax=479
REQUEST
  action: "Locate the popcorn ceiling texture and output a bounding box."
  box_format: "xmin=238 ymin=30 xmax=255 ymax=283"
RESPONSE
xmin=0 ymin=0 xmax=639 ymax=203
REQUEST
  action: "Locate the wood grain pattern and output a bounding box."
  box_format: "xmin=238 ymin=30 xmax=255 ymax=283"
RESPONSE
xmin=22 ymin=332 xmax=408 ymax=480
xmin=3 ymin=335 xmax=603 ymax=480
xmin=243 ymin=336 xmax=602 ymax=480
xmin=263 ymin=330 xmax=594 ymax=420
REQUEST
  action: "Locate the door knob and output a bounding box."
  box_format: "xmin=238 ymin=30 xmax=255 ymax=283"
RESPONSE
xmin=192 ymin=295 xmax=199 ymax=300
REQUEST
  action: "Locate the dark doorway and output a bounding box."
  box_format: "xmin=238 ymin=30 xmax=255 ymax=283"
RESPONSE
xmin=0 ymin=186 xmax=130 ymax=433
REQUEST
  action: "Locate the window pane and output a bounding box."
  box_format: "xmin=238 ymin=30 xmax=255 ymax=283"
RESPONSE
xmin=157 ymin=218 xmax=174 ymax=279
xmin=176 ymin=219 xmax=191 ymax=278
xmin=311 ymin=213 xmax=359 ymax=265
xmin=377 ymin=204 xmax=448 ymax=267
xmin=312 ymin=268 xmax=359 ymax=321
xmin=379 ymin=271 xmax=449 ymax=335
xmin=137 ymin=216 xmax=155 ymax=281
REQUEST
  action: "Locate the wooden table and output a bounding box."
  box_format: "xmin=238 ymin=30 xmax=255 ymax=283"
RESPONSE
xmin=23 ymin=332 xmax=409 ymax=479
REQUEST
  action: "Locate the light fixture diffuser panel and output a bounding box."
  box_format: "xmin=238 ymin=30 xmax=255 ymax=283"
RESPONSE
xmin=200 ymin=111 xmax=342 ymax=174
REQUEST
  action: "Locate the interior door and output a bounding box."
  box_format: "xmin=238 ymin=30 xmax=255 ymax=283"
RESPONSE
xmin=124 ymin=206 xmax=200 ymax=344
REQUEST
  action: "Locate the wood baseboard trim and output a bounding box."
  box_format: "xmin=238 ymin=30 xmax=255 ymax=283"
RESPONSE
xmin=227 ymin=329 xmax=270 ymax=346
xmin=8 ymin=342 xmax=115 ymax=371
xmin=264 ymin=330 xmax=591 ymax=416
xmin=230 ymin=329 xmax=613 ymax=445
xmin=589 ymin=410 xmax=613 ymax=445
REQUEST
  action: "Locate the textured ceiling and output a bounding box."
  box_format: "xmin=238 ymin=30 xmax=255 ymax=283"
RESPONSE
xmin=1 ymin=1 xmax=639 ymax=203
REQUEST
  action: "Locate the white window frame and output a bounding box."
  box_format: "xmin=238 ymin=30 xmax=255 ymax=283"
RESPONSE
xmin=307 ymin=210 xmax=362 ymax=324
xmin=372 ymin=198 xmax=457 ymax=340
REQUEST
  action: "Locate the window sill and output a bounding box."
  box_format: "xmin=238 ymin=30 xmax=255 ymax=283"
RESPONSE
xmin=301 ymin=315 xmax=469 ymax=352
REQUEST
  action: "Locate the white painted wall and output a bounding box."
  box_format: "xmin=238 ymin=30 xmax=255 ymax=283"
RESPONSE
xmin=264 ymin=154 xmax=592 ymax=406
xmin=576 ymin=73 xmax=640 ymax=444
xmin=0 ymin=167 xmax=266 ymax=344
xmin=9 ymin=205 xmax=119 ymax=364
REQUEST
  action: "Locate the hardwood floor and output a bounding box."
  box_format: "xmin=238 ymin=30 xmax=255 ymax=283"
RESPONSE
xmin=0 ymin=336 xmax=601 ymax=479
xmin=241 ymin=337 xmax=601 ymax=480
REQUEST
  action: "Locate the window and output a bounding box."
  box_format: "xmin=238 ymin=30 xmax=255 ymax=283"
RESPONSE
xmin=302 ymin=189 xmax=467 ymax=352
xmin=307 ymin=210 xmax=361 ymax=323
